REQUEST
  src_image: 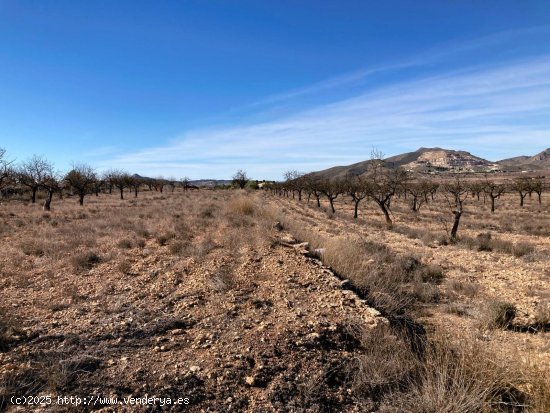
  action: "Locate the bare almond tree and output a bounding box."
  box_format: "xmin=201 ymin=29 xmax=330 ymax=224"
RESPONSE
xmin=41 ymin=171 xmax=61 ymax=211
xmin=344 ymin=174 xmax=369 ymax=219
xmin=302 ymin=173 xmax=323 ymax=207
xmin=102 ymin=170 xmax=116 ymax=194
xmin=443 ymin=175 xmax=469 ymax=241
xmin=167 ymin=177 xmax=176 ymax=192
xmin=284 ymin=170 xmax=305 ymax=201
xmin=0 ymin=148 xmax=14 ymax=196
xmin=318 ymin=177 xmax=343 ymax=213
xmin=18 ymin=155 xmax=51 ymax=203
xmin=129 ymin=175 xmax=142 ymax=197
xmin=531 ymin=176 xmax=545 ymax=205
xmin=364 ymin=158 xmax=408 ymax=229
xmin=180 ymin=176 xmax=190 ymax=191
xmin=64 ymin=164 xmax=97 ymax=206
xmin=232 ymin=170 xmax=249 ymax=189
xmin=111 ymin=170 xmax=132 ymax=199
xmin=512 ymin=177 xmax=531 ymax=207
xmin=483 ymin=176 xmax=506 ymax=213
xmin=407 ymin=180 xmax=429 ymax=212
xmin=468 ymin=181 xmax=484 ymax=202
xmin=154 ymin=176 xmax=166 ymax=193
xmin=93 ymin=176 xmax=105 ymax=196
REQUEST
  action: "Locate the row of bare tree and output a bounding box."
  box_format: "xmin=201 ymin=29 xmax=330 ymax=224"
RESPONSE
xmin=0 ymin=150 xmax=196 ymax=210
xmin=274 ymin=164 xmax=547 ymax=240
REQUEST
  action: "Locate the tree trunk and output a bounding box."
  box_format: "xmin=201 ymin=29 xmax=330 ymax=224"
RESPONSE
xmin=450 ymin=210 xmax=462 ymax=240
xmin=298 ymin=190 xmax=302 ymax=201
xmin=519 ymin=192 xmax=525 ymax=207
xmin=411 ymin=196 xmax=418 ymax=212
xmin=120 ymin=187 xmax=124 ymax=200
xmin=315 ymin=194 xmax=321 ymax=208
xmin=31 ymin=187 xmax=37 ymax=203
xmin=43 ymin=191 xmax=53 ymax=211
xmin=79 ymin=193 xmax=84 ymax=206
xmin=490 ymin=196 xmax=495 ymax=213
xmin=353 ymin=200 xmax=360 ymax=219
xmin=328 ymin=197 xmax=335 ymax=213
xmin=376 ymin=201 xmax=392 ymax=229
xmin=134 ymin=187 xmax=138 ymax=197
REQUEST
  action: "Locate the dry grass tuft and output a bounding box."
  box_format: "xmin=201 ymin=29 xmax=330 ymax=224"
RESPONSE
xmin=534 ymin=300 xmax=550 ymax=328
xmin=0 ymin=307 xmax=16 ymax=351
xmin=229 ymin=196 xmax=255 ymax=216
xmin=19 ymin=239 xmax=47 ymax=257
xmin=353 ymin=324 xmax=419 ymax=398
xmin=460 ymin=233 xmax=535 ymax=258
xmin=71 ymin=250 xmax=101 ymax=271
xmin=117 ymin=238 xmax=134 ymax=249
xmin=480 ymin=300 xmax=517 ymax=329
xmin=156 ymin=231 xmax=175 ymax=246
xmin=384 ymin=339 xmax=525 ymax=413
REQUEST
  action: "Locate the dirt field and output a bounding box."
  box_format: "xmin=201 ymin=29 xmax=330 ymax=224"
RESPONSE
xmin=269 ymin=188 xmax=550 ymax=367
xmin=0 ymin=187 xmax=549 ymax=412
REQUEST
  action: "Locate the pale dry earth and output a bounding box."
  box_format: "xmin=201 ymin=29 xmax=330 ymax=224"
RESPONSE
xmin=268 ymin=191 xmax=550 ymax=369
xmin=1 ymin=191 xmax=387 ymax=412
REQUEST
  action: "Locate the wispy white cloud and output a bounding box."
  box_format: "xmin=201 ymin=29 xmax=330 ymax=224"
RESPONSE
xmin=233 ymin=24 xmax=550 ymax=113
xmin=101 ymin=37 xmax=550 ymax=179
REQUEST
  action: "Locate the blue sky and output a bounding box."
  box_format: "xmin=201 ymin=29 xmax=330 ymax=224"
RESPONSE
xmin=1 ymin=1 xmax=550 ymax=179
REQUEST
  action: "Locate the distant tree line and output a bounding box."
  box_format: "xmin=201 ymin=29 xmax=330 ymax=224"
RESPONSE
xmin=1 ymin=146 xmax=546 ymax=242
xmin=0 ymin=148 xmax=206 ymax=209
xmin=270 ymin=157 xmax=547 ymax=241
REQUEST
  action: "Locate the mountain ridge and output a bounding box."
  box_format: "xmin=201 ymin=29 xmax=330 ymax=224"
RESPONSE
xmin=311 ymin=147 xmax=549 ymax=179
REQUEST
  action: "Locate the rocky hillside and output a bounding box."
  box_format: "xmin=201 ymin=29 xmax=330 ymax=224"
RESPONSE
xmin=313 ymin=147 xmax=501 ymax=179
xmin=390 ymin=147 xmax=500 ymax=173
xmin=497 ymin=148 xmax=550 ymax=171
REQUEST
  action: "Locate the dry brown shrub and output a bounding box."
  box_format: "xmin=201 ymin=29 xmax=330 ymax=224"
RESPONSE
xmin=480 ymin=300 xmax=517 ymax=330
xmin=0 ymin=307 xmax=17 ymax=351
xmin=229 ymin=196 xmax=255 ymax=216
xmin=447 ymin=279 xmax=480 ymax=298
xmin=71 ymin=250 xmax=101 ymax=271
xmin=444 ymin=303 xmax=469 ymax=316
xmin=19 ymin=239 xmax=46 ymax=257
xmin=411 ymin=282 xmax=441 ymax=303
xmin=460 ymin=233 xmax=535 ymax=258
xmin=192 ymin=237 xmax=216 ymax=258
xmin=512 ymin=242 xmax=535 ymax=258
xmin=534 ymin=300 xmax=550 ymax=328
xmin=117 ymin=260 xmax=132 ymax=275
xmin=352 ymin=324 xmax=419 ymax=397
xmin=156 ymin=231 xmax=175 ymax=246
xmin=117 ymin=238 xmax=134 ymax=249
xmin=384 ymin=339 xmax=523 ymax=413
xmin=208 ymin=267 xmax=235 ymax=292
xmin=169 ymin=240 xmax=189 ymax=255
xmin=417 ymin=264 xmax=445 ymax=284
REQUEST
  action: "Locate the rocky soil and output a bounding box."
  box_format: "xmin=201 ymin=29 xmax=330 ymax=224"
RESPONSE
xmin=0 ymin=192 xmax=386 ymax=412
